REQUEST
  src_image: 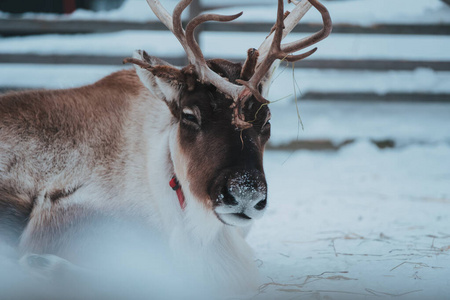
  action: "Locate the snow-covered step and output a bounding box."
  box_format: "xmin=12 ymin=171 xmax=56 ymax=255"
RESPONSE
xmin=268 ymin=68 xmax=450 ymax=98
xmin=1 ymin=31 xmax=448 ymax=61
xmin=1 ymin=64 xmax=449 ymax=95
xmin=203 ymin=32 xmax=450 ymax=63
xmin=0 ymin=31 xmax=449 ymax=71
xmin=267 ymin=100 xmax=450 ymax=148
xmin=1 ymin=18 xmax=448 ymax=36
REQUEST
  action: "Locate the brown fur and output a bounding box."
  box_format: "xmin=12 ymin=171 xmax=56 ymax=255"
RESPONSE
xmin=0 ymin=69 xmax=148 ymax=246
xmin=0 ymin=58 xmax=270 ymax=255
xmin=175 ymin=60 xmax=270 ymax=206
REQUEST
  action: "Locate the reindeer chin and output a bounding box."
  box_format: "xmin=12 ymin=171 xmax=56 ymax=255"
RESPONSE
xmin=215 ymin=212 xmax=254 ymax=227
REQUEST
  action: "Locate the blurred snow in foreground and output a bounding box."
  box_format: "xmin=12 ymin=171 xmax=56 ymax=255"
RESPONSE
xmin=1 ymin=141 xmax=449 ymax=299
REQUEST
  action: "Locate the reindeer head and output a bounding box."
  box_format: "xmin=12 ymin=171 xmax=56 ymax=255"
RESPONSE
xmin=125 ymin=0 xmax=331 ymax=226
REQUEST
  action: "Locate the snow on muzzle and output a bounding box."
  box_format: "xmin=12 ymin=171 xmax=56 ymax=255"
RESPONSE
xmin=213 ymin=170 xmax=267 ymax=227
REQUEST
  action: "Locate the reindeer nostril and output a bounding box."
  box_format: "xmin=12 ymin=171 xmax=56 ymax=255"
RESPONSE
xmin=254 ymin=199 xmax=267 ymax=210
xmin=221 ymin=186 xmax=239 ymax=206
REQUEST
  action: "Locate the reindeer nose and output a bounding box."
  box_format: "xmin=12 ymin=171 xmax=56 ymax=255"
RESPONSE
xmin=253 ymin=198 xmax=267 ymax=210
xmin=216 ymin=170 xmax=268 ymax=222
xmin=220 ymin=185 xmax=267 ymax=210
xmin=220 ymin=186 xmax=240 ymax=206
xmin=214 ymin=170 xmax=267 ymax=226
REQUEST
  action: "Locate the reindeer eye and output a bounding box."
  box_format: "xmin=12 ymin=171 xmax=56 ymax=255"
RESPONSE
xmin=182 ymin=112 xmax=199 ymax=125
xmin=181 ymin=107 xmax=201 ymax=129
xmin=261 ymin=118 xmax=271 ymax=134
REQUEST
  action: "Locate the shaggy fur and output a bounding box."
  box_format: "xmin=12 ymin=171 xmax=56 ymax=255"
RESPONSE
xmin=0 ymin=51 xmax=272 ymax=294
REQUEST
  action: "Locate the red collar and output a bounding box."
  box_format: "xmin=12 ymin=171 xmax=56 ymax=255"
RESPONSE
xmin=169 ymin=176 xmax=186 ymax=210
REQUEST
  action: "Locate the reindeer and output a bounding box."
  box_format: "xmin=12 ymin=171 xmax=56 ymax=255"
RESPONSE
xmin=0 ymin=0 xmax=331 ymax=295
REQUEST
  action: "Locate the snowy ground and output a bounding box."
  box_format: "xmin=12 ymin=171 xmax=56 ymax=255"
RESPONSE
xmin=253 ymin=142 xmax=450 ymax=299
xmin=1 ymin=143 xmax=448 ymax=300
xmin=0 ymin=141 xmax=449 ymax=300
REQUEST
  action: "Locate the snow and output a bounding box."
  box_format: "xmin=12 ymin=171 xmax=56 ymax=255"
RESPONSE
xmin=1 ymin=0 xmax=449 ymax=26
xmin=0 ymin=87 xmax=449 ymax=295
xmin=0 ymin=31 xmax=184 ymax=57
xmin=267 ymin=68 xmax=450 ymax=96
xmin=3 ymin=65 xmax=450 ymax=95
xmin=0 ymin=0 xmax=179 ymax=22
xmin=1 ymin=142 xmax=449 ymax=299
xmin=0 ymin=31 xmax=172 ymax=56
xmin=1 ymin=31 xmax=449 ymax=62
xmin=268 ymin=99 xmax=450 ymax=146
xmin=251 ymin=142 xmax=450 ymax=299
xmin=203 ymin=33 xmax=450 ymax=62
xmin=211 ymin=0 xmax=450 ymax=26
xmin=0 ymin=64 xmax=123 ymax=90
xmin=0 ymin=0 xmax=449 ymax=298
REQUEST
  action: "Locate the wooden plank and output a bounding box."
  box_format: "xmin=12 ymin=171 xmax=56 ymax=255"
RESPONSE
xmin=0 ymin=19 xmax=167 ymax=35
xmin=292 ymin=59 xmax=450 ymax=71
xmin=2 ymin=86 xmax=449 ymax=104
xmin=266 ymin=139 xmax=354 ymax=151
xmin=203 ymin=22 xmax=450 ymax=36
xmin=0 ymin=54 xmax=187 ymax=66
xmin=301 ymin=92 xmax=450 ymax=102
xmin=0 ymin=54 xmax=448 ymax=71
xmin=266 ymin=139 xmax=448 ymax=151
xmin=0 ymin=18 xmax=449 ymax=36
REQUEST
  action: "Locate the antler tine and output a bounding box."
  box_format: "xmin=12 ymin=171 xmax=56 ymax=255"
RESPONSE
xmin=236 ymin=0 xmax=285 ymax=104
xmin=240 ymin=48 xmax=259 ymax=81
xmin=185 ymin=12 xmax=244 ymax=96
xmin=171 ymin=0 xmax=195 ymax=61
xmin=272 ymin=0 xmax=286 ymax=53
xmin=146 ymin=0 xmax=244 ymax=100
xmin=172 ymin=0 xmax=191 ymax=38
xmin=185 ymin=12 xmax=243 ymax=67
xmin=184 ymin=11 xmax=256 ymax=129
xmin=146 ymin=0 xmax=175 ymax=31
xmin=281 ymin=0 xmax=332 ymax=54
xmin=254 ymin=0 xmax=313 ymax=68
xmin=146 ymin=0 xmax=197 ymax=64
xmin=283 ymin=47 xmax=317 ymax=62
xmin=238 ymin=0 xmax=332 ymax=105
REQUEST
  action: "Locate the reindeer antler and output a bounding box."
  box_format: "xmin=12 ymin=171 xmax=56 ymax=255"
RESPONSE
xmin=144 ymin=0 xmax=332 ymax=130
xmin=237 ymin=0 xmax=332 ymax=106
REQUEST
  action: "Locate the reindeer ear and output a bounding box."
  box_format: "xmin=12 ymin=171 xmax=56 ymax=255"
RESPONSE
xmin=129 ymin=50 xmax=188 ymax=107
